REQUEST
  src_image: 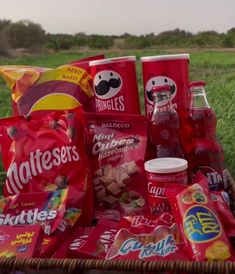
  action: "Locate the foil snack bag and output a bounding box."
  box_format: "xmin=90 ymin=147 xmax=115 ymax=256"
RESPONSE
xmin=166 ymin=173 xmax=234 ymax=261
xmin=0 ymin=107 xmax=93 ymax=225
xmin=61 ymin=226 xmax=94 ymax=258
xmin=0 ymin=225 xmax=43 ymax=258
xmin=41 ymin=207 xmax=82 ymax=257
xmin=0 ymin=192 xmax=81 ymax=258
xmin=86 ymin=113 xmax=148 ymax=215
xmin=0 ymin=190 xmax=68 ymax=235
xmin=0 ymin=60 xmax=95 ymax=115
xmin=192 ymin=172 xmax=235 ymax=237
xmin=106 ymin=213 xmax=189 ymax=261
xmin=74 ymin=218 xmax=118 ymax=259
xmin=211 ymin=190 xmax=235 ymax=237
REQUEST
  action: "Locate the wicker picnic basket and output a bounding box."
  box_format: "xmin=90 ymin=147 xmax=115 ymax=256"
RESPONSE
xmin=0 ymin=170 xmax=235 ymax=274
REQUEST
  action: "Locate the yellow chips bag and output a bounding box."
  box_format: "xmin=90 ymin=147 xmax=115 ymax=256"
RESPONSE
xmin=0 ymin=61 xmax=96 ymax=115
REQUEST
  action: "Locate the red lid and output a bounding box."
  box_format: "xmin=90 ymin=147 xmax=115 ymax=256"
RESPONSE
xmin=189 ymin=81 xmax=206 ymax=88
xmin=152 ymin=85 xmax=171 ymax=93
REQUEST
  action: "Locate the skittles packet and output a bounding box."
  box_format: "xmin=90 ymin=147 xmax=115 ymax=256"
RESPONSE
xmin=0 ymin=107 xmax=93 ymax=225
xmin=166 ymin=173 xmax=234 ymax=261
xmin=106 ymin=213 xmax=188 ymax=261
xmin=0 ymin=190 xmax=68 ymax=235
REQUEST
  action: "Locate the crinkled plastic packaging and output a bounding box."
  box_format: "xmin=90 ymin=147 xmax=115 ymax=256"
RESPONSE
xmin=0 ymin=189 xmax=68 ymax=235
xmin=74 ymin=218 xmax=118 ymax=259
xmin=106 ymin=213 xmax=189 ymax=261
xmin=86 ymin=113 xmax=148 ymax=215
xmin=0 ymin=107 xmax=93 ymax=225
xmin=166 ymin=172 xmax=234 ymax=261
xmin=0 ymin=225 xmax=43 ymax=258
xmin=41 ymin=207 xmax=81 ymax=257
xmin=0 ymin=58 xmax=98 ymax=115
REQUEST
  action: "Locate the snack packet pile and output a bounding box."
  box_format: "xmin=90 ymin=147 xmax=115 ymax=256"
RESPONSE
xmin=0 ymin=55 xmax=235 ymax=264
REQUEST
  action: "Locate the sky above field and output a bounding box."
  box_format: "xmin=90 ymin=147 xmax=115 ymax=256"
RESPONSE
xmin=0 ymin=0 xmax=235 ymax=35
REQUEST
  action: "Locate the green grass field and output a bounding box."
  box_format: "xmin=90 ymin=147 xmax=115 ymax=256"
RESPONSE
xmin=0 ymin=49 xmax=235 ymax=179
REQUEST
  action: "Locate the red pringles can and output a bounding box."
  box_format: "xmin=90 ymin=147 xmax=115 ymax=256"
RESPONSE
xmin=89 ymin=56 xmax=141 ymax=114
xmin=140 ymin=54 xmax=190 ymax=122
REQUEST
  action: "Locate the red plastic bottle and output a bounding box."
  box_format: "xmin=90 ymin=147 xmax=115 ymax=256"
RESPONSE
xmin=185 ymin=81 xmax=225 ymax=190
xmin=149 ymin=85 xmax=184 ymax=158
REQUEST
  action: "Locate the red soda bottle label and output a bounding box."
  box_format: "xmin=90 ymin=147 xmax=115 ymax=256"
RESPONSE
xmin=195 ymin=166 xmax=224 ymax=190
xmin=149 ymin=85 xmax=184 ymax=159
xmin=186 ymin=81 xmax=225 ymax=190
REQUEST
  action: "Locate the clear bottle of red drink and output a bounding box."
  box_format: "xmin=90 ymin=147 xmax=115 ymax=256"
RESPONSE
xmin=185 ymin=81 xmax=225 ymax=190
xmin=149 ymin=85 xmax=184 ymax=158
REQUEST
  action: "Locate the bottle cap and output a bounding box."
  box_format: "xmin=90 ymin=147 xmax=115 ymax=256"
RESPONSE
xmin=152 ymin=85 xmax=171 ymax=93
xmin=189 ymin=81 xmax=206 ymax=88
xmin=144 ymin=158 xmax=188 ymax=174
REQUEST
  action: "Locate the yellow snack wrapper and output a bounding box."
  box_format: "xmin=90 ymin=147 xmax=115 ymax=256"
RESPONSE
xmin=0 ymin=63 xmax=94 ymax=115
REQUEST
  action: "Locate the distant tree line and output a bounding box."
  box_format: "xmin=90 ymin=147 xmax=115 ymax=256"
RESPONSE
xmin=1 ymin=19 xmax=235 ymax=56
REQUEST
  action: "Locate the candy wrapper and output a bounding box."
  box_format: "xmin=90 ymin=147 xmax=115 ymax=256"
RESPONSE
xmin=0 ymin=61 xmax=94 ymax=115
xmin=73 ymin=219 xmax=118 ymax=259
xmin=211 ymin=191 xmax=235 ymax=237
xmin=0 ymin=225 xmax=43 ymax=258
xmin=86 ymin=113 xmax=148 ymax=215
xmin=106 ymin=213 xmax=189 ymax=261
xmin=41 ymin=207 xmax=81 ymax=257
xmin=166 ymin=173 xmax=234 ymax=261
xmin=193 ymin=172 xmax=235 ymax=238
xmin=0 ymin=190 xmax=68 ymax=235
xmin=0 ymin=107 xmax=93 ymax=225
xmin=52 ymin=226 xmax=95 ymax=258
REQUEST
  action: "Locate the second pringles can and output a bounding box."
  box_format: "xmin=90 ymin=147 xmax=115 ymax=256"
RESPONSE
xmin=89 ymin=56 xmax=141 ymax=114
xmin=140 ymin=54 xmax=190 ymax=122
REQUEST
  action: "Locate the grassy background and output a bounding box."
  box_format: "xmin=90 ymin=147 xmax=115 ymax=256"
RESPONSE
xmin=0 ymin=49 xmax=235 ymax=180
